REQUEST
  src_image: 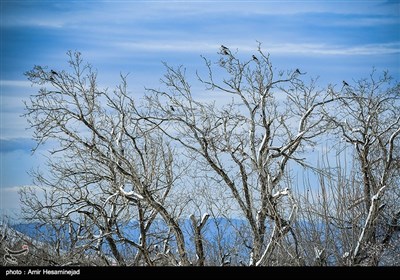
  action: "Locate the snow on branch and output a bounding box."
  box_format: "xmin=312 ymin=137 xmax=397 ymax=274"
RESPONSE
xmin=271 ymin=187 xmax=289 ymax=200
xmin=102 ymin=192 xmax=119 ymax=209
xmin=118 ymin=185 xmax=144 ymax=202
xmin=200 ymin=213 xmax=210 ymax=228
xmin=352 ymin=185 xmax=387 ymax=262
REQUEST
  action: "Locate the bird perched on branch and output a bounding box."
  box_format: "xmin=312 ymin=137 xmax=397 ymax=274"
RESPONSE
xmin=343 ymin=80 xmax=349 ymax=87
xmin=170 ymin=105 xmax=175 ymax=112
xmin=220 ymin=45 xmax=230 ymax=55
xmin=295 ymin=68 xmax=307 ymax=75
xmin=51 ymin=70 xmax=59 ymax=76
xmin=252 ymin=55 xmax=259 ymax=62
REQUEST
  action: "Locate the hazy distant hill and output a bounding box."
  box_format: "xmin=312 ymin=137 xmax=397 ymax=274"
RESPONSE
xmin=5 ymin=217 xmax=251 ymax=265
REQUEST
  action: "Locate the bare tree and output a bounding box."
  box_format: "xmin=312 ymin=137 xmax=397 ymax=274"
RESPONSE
xmin=19 ymin=49 xmax=398 ymax=267
xmin=144 ymin=44 xmax=338 ymax=265
xmin=22 ymin=51 xmax=192 ymax=266
xmin=323 ymin=70 xmax=400 ymax=265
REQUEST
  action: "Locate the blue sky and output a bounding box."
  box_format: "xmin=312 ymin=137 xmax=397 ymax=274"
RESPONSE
xmin=1 ymin=0 xmax=399 ymax=217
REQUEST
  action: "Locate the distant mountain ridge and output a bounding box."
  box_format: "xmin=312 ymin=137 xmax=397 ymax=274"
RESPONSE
xmin=5 ymin=217 xmax=251 ymax=265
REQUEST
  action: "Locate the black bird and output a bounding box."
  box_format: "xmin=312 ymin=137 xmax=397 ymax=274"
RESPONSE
xmin=51 ymin=70 xmax=59 ymax=76
xmin=252 ymin=55 xmax=259 ymax=62
xmin=221 ymin=45 xmax=228 ymax=50
xmin=170 ymin=105 xmax=175 ymax=112
xmin=295 ymin=68 xmax=301 ymax=74
xmin=220 ymin=45 xmax=230 ymax=55
xmin=343 ymin=80 xmax=349 ymax=87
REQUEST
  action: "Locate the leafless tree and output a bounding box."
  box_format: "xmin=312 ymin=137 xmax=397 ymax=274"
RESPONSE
xmin=18 ymin=49 xmax=399 ymax=267
xmin=322 ymin=71 xmax=400 ymax=265
xmin=144 ymin=44 xmax=339 ymax=265
xmin=21 ymin=51 xmax=194 ymax=266
xmin=292 ymin=71 xmax=399 ymax=266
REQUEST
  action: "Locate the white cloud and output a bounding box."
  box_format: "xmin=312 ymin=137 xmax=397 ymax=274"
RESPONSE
xmin=2 ymin=185 xmax=40 ymax=193
xmin=113 ymin=40 xmax=400 ymax=56
xmin=0 ymin=80 xmax=33 ymax=88
xmin=115 ymin=41 xmax=220 ymax=53
xmin=267 ymin=42 xmax=400 ymax=56
xmin=326 ymin=15 xmax=399 ymax=27
xmin=4 ymin=0 xmax=396 ymax=30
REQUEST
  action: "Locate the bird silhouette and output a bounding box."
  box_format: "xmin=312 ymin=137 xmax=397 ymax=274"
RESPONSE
xmin=343 ymin=80 xmax=349 ymax=87
xmin=170 ymin=105 xmax=175 ymax=112
xmin=220 ymin=45 xmax=230 ymax=55
xmin=252 ymin=55 xmax=259 ymax=62
xmin=295 ymin=68 xmax=307 ymax=75
xmin=51 ymin=70 xmax=59 ymax=76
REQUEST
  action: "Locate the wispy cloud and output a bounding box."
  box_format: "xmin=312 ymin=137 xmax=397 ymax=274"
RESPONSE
xmin=0 ymin=138 xmax=35 ymax=153
xmin=324 ymin=14 xmax=399 ymax=27
xmin=2 ymin=185 xmax=40 ymax=193
xmin=266 ymin=42 xmax=400 ymax=56
xmin=114 ymin=40 xmax=400 ymax=56
xmin=4 ymin=0 xmax=397 ymax=29
xmin=0 ymin=80 xmax=32 ymax=88
xmin=115 ymin=41 xmax=220 ymax=53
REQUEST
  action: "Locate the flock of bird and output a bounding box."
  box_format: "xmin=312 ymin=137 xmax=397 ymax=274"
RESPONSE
xmin=220 ymin=44 xmax=350 ymax=88
xmin=47 ymin=45 xmax=350 ymax=108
